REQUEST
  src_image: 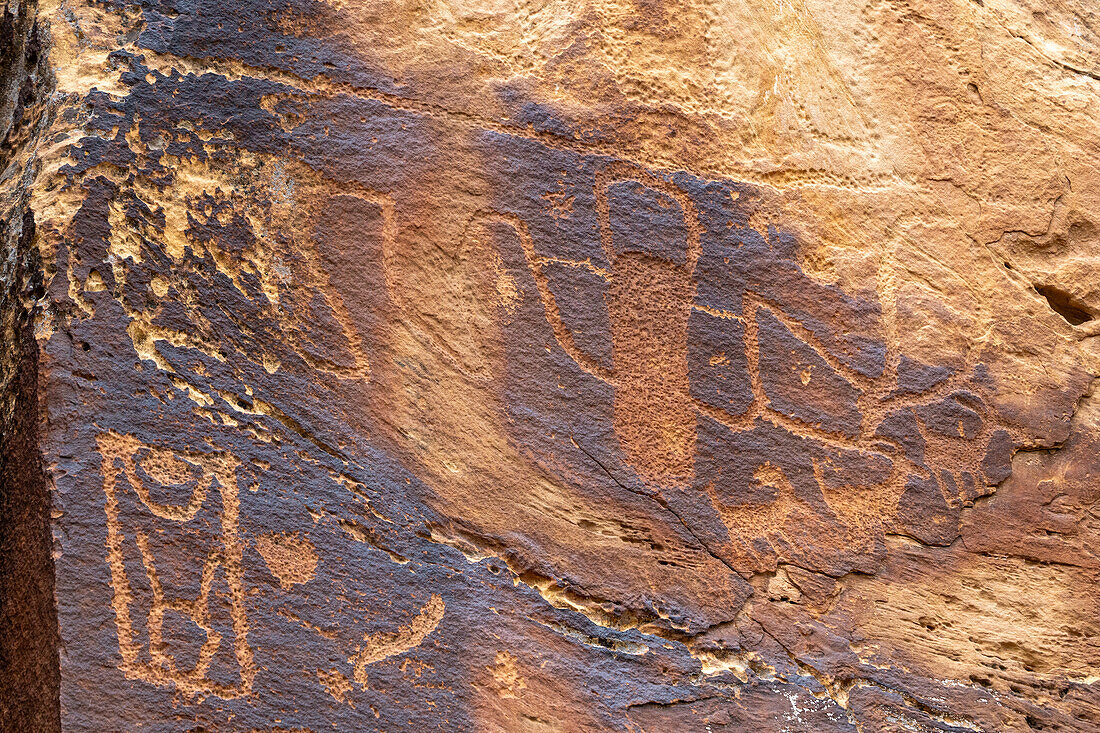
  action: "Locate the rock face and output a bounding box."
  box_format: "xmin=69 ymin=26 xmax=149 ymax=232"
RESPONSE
xmin=2 ymin=0 xmax=1100 ymax=729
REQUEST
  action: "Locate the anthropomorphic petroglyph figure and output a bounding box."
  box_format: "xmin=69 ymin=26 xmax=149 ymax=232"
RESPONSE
xmin=98 ymin=432 xmax=255 ymax=699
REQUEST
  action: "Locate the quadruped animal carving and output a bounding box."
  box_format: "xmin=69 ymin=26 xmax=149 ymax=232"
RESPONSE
xmin=492 ymin=162 xmax=1005 ymax=573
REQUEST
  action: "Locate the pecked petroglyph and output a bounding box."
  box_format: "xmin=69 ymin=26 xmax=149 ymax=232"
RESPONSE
xmin=348 ymin=594 xmax=445 ymax=689
xmin=71 ymin=78 xmax=1030 ymax=599
xmin=97 ymin=431 xmax=255 ymax=699
xmin=462 ymin=162 xmax=1009 ymax=576
xmin=256 ymin=532 xmax=319 ymax=590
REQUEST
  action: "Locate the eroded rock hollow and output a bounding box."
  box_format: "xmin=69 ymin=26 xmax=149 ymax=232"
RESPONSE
xmin=2 ymin=0 xmax=1099 ymax=729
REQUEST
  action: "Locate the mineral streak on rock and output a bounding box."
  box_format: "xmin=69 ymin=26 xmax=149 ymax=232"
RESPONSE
xmin=1 ymin=0 xmax=1099 ymax=729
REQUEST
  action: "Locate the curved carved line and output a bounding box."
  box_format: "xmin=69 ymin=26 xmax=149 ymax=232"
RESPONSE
xmin=474 ymin=209 xmax=616 ymax=385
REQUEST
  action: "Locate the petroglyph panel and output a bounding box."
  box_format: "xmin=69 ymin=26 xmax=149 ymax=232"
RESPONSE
xmin=9 ymin=0 xmax=1100 ymax=729
xmin=470 ymin=148 xmax=1017 ymax=582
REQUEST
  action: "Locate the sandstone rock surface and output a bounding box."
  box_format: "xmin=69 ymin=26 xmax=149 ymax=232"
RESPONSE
xmin=2 ymin=0 xmax=1100 ymax=729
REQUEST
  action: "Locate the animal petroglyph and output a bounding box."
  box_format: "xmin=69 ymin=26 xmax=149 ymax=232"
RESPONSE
xmin=348 ymin=594 xmax=445 ymax=689
xmin=481 ymin=161 xmax=1009 ymax=574
xmin=98 ymin=432 xmax=255 ymax=699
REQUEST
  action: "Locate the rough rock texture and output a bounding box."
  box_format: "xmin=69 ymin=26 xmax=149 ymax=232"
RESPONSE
xmin=0 ymin=1 xmax=57 ymax=729
xmin=2 ymin=0 xmax=1100 ymax=730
